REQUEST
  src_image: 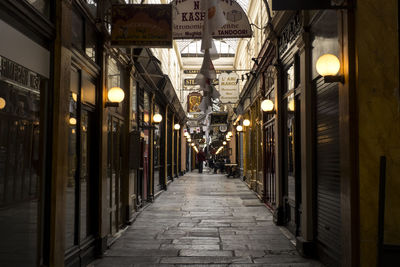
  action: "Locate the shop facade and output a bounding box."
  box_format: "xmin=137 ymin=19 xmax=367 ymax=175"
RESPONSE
xmin=235 ymin=5 xmax=362 ymax=266
xmin=0 ymin=1 xmax=187 ymax=266
xmin=0 ymin=0 xmax=53 ymax=266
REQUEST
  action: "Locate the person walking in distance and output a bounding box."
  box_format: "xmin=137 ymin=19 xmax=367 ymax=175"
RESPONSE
xmin=197 ymin=148 xmax=206 ymax=173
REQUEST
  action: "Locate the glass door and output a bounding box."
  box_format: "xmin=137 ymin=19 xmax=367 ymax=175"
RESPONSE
xmin=65 ymin=104 xmax=97 ymax=266
xmin=264 ymin=123 xmax=276 ymax=208
xmin=107 ymin=116 xmax=124 ymax=236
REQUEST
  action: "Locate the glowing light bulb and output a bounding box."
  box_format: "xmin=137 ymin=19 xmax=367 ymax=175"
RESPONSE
xmin=316 ymin=54 xmax=340 ymax=76
xmin=153 ymin=113 xmax=162 ymax=123
xmin=261 ymin=99 xmax=274 ymax=112
xmin=107 ymin=87 xmax=125 ymax=103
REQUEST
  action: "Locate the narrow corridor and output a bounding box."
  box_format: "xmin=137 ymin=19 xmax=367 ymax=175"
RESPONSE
xmin=90 ymin=173 xmax=322 ymax=267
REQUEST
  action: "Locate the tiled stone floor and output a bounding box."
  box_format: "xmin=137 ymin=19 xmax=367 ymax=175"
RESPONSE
xmin=90 ymin=172 xmax=323 ymax=267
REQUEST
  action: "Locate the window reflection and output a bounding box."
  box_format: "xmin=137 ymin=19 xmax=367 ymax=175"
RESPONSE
xmin=0 ymin=78 xmax=41 ymax=265
xmin=80 ymin=110 xmax=92 ymax=240
xmin=66 ymin=90 xmax=77 ymax=249
xmin=286 ymin=64 xmax=295 ymax=92
xmin=26 ymin=0 xmax=49 ymax=18
xmin=85 ymin=24 xmax=97 ymax=62
xmin=85 ymin=0 xmax=97 ymax=17
xmin=130 ymin=77 xmax=137 ymax=127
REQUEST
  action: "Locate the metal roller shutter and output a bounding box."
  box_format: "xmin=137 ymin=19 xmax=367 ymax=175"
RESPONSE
xmin=314 ymin=77 xmax=341 ymax=266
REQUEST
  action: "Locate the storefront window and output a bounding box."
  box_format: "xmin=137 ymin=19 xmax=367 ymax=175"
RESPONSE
xmin=26 ymin=0 xmax=50 ymax=18
xmin=71 ymin=10 xmax=84 ymax=50
xmin=143 ymin=92 xmax=150 ymax=124
xmin=85 ymin=23 xmax=97 ymax=62
xmin=65 ymin=71 xmax=79 ymax=249
xmin=130 ymin=77 xmax=137 ymax=128
xmin=285 ymin=64 xmax=295 ymax=92
xmin=0 ymin=55 xmax=44 ymax=265
xmin=84 ymin=0 xmax=97 ymax=17
xmin=108 ymin=58 xmax=120 ymax=88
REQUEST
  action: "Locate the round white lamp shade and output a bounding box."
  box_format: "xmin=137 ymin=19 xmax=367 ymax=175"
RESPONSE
xmin=0 ymin=97 xmax=6 ymax=109
xmin=107 ymin=87 xmax=125 ymax=103
xmin=174 ymin=123 xmax=181 ymax=130
xmin=153 ymin=113 xmax=162 ymax=123
xmin=236 ymin=125 xmax=243 ymax=132
xmin=69 ymin=117 xmax=77 ymax=125
xmin=316 ymin=54 xmax=340 ymax=76
xmin=261 ymin=99 xmax=274 ymax=112
xmin=223 ymin=141 xmax=227 ymax=145
xmin=243 ymin=119 xmax=250 ymax=127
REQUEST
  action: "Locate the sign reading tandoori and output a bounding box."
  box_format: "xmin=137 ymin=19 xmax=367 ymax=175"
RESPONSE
xmin=172 ymin=0 xmax=252 ymax=39
xmin=111 ymin=4 xmax=172 ymax=48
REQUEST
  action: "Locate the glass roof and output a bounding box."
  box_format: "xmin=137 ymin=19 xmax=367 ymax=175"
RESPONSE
xmin=180 ymin=39 xmax=236 ymax=56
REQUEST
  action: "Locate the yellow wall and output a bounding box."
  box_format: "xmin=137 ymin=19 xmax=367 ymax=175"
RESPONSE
xmin=356 ymin=0 xmax=400 ymax=265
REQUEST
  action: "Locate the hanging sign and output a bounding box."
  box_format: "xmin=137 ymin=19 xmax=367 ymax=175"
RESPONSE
xmin=184 ymin=78 xmax=218 ymax=86
xmin=184 ymin=69 xmax=231 ymax=74
xmin=111 ymin=4 xmax=172 ymax=48
xmin=187 ymin=92 xmax=202 ymax=113
xmin=218 ymin=72 xmax=239 ymax=103
xmin=172 ymin=0 xmax=252 ymax=39
xmin=210 ymin=112 xmax=228 ymax=126
xmin=272 ymin=0 xmax=342 ymax=10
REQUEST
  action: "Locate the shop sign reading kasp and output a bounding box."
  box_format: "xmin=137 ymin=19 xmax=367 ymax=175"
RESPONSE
xmin=172 ymin=0 xmax=252 ymax=39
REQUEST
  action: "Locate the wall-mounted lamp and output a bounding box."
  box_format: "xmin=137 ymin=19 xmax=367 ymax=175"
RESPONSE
xmin=243 ymin=119 xmax=250 ymax=127
xmin=69 ymin=117 xmax=77 ymax=125
xmin=174 ymin=123 xmax=181 ymax=130
xmin=236 ymin=125 xmax=243 ymax=132
xmin=0 ymin=97 xmax=6 ymax=110
xmin=153 ymin=113 xmax=162 ymax=123
xmin=316 ymin=54 xmax=344 ymax=83
xmin=105 ymin=87 xmax=125 ymax=107
xmin=261 ymin=99 xmax=274 ymax=113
